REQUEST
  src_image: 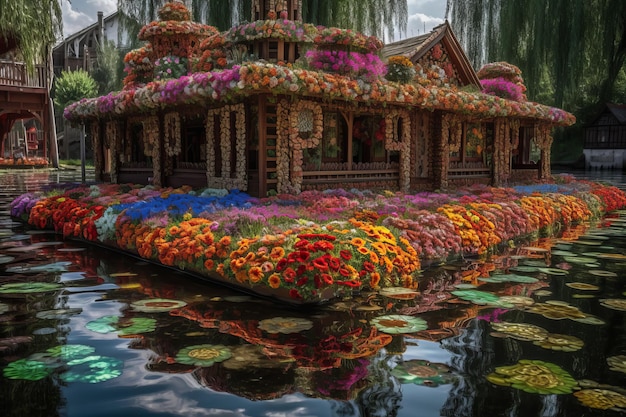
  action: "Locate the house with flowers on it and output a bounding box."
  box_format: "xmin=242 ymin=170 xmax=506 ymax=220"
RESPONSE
xmin=64 ymin=0 xmax=575 ymax=197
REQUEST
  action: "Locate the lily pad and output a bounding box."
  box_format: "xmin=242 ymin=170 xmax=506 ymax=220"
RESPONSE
xmin=479 ymin=273 xmax=538 ymax=284
xmin=486 ymin=359 xmax=578 ymax=394
xmin=574 ymin=388 xmax=626 ymax=411
xmin=538 ymin=267 xmax=569 ymax=276
xmin=566 ymin=282 xmax=600 ymax=291
xmin=0 ymin=255 xmax=15 ymax=264
xmin=3 ymin=358 xmax=51 ymax=380
xmin=527 ymin=302 xmax=587 ymax=320
xmin=491 ymin=322 xmax=548 ymax=341
xmin=60 ymin=355 xmax=124 ymax=383
xmin=33 ymin=327 xmax=57 ymax=335
xmin=533 ymin=333 xmax=584 ymax=351
xmin=0 ymin=282 xmax=63 ymax=293
xmin=86 ymin=315 xmax=157 ymax=336
xmin=258 ymin=317 xmax=314 ymax=334
xmin=391 ymin=359 xmax=456 ymax=386
xmin=451 ymin=289 xmax=514 ymax=308
xmin=589 ymin=270 xmax=618 ymax=278
xmin=371 ymin=314 xmax=428 ymax=334
xmin=6 ymin=261 xmax=72 ymax=274
xmin=175 ymin=344 xmax=232 ymax=367
xmin=509 ymin=265 xmax=540 ymax=273
xmin=600 ymin=299 xmax=626 ymax=312
xmin=35 ymin=307 xmax=83 ymax=320
xmin=607 ymin=355 xmax=626 ymax=374
xmin=379 ymin=287 xmax=419 ymax=300
xmin=130 ymin=298 xmax=188 ymax=313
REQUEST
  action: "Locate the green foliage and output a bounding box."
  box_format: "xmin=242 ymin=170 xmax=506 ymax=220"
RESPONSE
xmin=0 ymin=0 xmax=62 ymax=71
xmin=449 ymin=0 xmax=626 ymax=161
xmin=118 ymin=0 xmax=407 ymax=40
xmin=91 ymin=40 xmax=123 ymax=94
xmin=53 ymin=70 xmax=98 ymax=110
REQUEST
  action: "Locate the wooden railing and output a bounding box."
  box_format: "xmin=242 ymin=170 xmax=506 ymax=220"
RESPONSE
xmin=0 ymin=60 xmax=47 ymax=88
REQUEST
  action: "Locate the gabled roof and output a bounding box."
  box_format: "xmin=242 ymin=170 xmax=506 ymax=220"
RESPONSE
xmin=607 ymin=103 xmax=626 ymax=124
xmin=382 ymin=21 xmax=481 ymax=87
xmin=53 ymin=10 xmax=120 ymax=52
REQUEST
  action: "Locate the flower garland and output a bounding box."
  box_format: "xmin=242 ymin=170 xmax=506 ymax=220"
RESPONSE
xmin=276 ymin=100 xmax=292 ymax=193
xmin=90 ymin=122 xmax=103 ymax=177
xmin=142 ymin=116 xmax=161 ymax=186
xmin=384 ymin=109 xmax=411 ymax=191
xmin=105 ymin=121 xmax=119 ymax=183
xmin=205 ymin=104 xmax=247 ymax=190
xmin=386 ymin=55 xmax=416 ymax=83
xmin=164 ymin=112 xmax=182 ymax=157
xmin=288 ymin=100 xmax=323 ymax=193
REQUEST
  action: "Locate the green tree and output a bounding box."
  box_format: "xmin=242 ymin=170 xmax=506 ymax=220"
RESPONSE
xmin=118 ymin=0 xmax=407 ymax=40
xmin=0 ymin=0 xmax=62 ymax=71
xmin=53 ymin=70 xmax=98 ymax=110
xmin=448 ymin=0 xmax=626 ymax=161
xmin=91 ymin=40 xmax=124 ymax=94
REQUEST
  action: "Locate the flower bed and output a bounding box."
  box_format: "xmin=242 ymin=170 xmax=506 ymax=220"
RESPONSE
xmin=10 ymin=177 xmax=626 ymax=305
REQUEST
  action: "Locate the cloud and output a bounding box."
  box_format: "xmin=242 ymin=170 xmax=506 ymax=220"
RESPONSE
xmin=61 ymin=0 xmax=117 ymax=38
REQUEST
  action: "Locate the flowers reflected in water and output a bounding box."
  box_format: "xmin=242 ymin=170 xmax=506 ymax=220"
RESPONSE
xmin=258 ymin=317 xmax=314 ymax=334
xmin=175 ymin=344 xmax=232 ymax=367
xmin=486 ymin=359 xmax=578 ymax=394
xmin=370 ymin=314 xmax=427 ymax=334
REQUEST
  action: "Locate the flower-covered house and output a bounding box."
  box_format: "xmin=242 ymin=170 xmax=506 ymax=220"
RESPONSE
xmin=64 ymin=0 xmax=575 ymax=197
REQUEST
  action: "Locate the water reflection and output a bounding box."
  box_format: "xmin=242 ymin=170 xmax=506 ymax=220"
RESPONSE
xmin=1 ymin=170 xmax=626 ymax=416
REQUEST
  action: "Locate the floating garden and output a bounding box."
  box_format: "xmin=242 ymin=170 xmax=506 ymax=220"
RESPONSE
xmin=9 ymin=175 xmax=626 ymax=304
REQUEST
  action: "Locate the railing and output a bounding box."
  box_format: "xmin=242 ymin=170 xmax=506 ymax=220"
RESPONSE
xmin=0 ymin=59 xmax=47 ymax=88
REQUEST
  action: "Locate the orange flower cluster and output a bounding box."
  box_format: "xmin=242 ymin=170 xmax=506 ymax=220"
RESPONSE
xmin=437 ymin=204 xmax=500 ymax=254
xmin=28 ymin=196 xmax=104 ymax=241
xmin=518 ymin=196 xmax=558 ymax=231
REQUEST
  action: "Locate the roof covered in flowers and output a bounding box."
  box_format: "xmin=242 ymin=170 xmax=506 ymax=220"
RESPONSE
xmin=64 ymin=62 xmax=575 ymax=126
xmin=63 ymin=3 xmax=575 ymax=127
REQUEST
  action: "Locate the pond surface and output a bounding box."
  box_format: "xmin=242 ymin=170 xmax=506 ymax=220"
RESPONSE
xmin=2 ymin=169 xmax=626 ymax=417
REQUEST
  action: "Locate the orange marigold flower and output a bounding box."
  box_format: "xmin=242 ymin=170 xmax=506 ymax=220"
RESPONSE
xmin=248 ymin=266 xmax=264 ymax=283
xmin=357 ymin=246 xmax=370 ymax=255
xmin=268 ymin=273 xmax=281 ymax=289
xmin=370 ymin=272 xmax=381 ymax=288
xmin=270 ymin=246 xmax=285 ymax=260
xmin=218 ymin=236 xmax=232 ymax=247
xmin=204 ymin=259 xmax=214 ymax=270
xmin=350 ymin=237 xmax=366 ymax=247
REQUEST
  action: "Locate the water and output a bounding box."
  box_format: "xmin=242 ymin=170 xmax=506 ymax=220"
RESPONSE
xmin=1 ymin=169 xmax=626 ymax=417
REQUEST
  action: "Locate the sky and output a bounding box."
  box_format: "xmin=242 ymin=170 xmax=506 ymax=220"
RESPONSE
xmin=61 ymin=0 xmax=446 ymax=40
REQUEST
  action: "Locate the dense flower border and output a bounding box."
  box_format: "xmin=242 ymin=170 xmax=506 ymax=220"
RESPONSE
xmin=64 ymin=62 xmax=575 ymax=126
xmin=11 ymin=177 xmax=626 ymax=304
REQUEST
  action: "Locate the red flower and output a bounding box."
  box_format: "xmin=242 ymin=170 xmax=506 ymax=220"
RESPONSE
xmin=312 ymin=256 xmax=329 ymax=271
xmin=284 ymin=267 xmax=296 ymax=282
xmin=289 ymin=289 xmax=302 ymax=299
xmin=339 ymin=250 xmax=352 ymax=260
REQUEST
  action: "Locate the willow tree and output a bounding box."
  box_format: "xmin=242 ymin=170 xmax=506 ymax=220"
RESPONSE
xmin=119 ymin=0 xmax=407 ymax=41
xmin=448 ymin=0 xmax=626 ymax=109
xmin=0 ymin=0 xmax=63 ymax=71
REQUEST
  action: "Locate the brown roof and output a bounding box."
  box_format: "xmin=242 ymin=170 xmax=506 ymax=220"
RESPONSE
xmin=382 ymin=21 xmax=481 ymax=87
xmin=607 ymin=103 xmax=626 ymax=124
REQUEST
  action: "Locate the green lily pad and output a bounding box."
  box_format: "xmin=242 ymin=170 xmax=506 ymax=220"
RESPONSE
xmin=451 ymin=290 xmax=514 ymax=308
xmin=0 ymin=282 xmax=63 ymax=293
xmin=175 ymin=344 xmax=232 ymax=367
xmin=479 ymin=273 xmax=538 ymax=284
xmin=3 ymin=358 xmax=51 ymax=380
xmin=538 ymin=267 xmax=569 ymax=276
xmin=46 ymin=344 xmax=96 ymax=361
xmin=487 ymin=359 xmax=578 ymax=394
xmin=371 ymin=314 xmax=428 ymax=334
xmin=86 ymin=315 xmax=157 ymax=336
xmin=509 ymin=265 xmax=540 ymax=273
xmin=391 ymin=359 xmax=456 ymax=386
xmin=60 ymin=355 xmax=124 ymax=383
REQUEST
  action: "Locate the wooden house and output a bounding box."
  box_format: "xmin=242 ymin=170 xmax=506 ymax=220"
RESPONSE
xmin=63 ymin=0 xmax=575 ymax=196
xmin=583 ymin=103 xmax=626 ymax=170
xmin=0 ymin=31 xmax=52 ymax=165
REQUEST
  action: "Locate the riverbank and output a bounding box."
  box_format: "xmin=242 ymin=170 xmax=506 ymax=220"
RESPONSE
xmin=9 ymin=174 xmax=626 ymax=305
